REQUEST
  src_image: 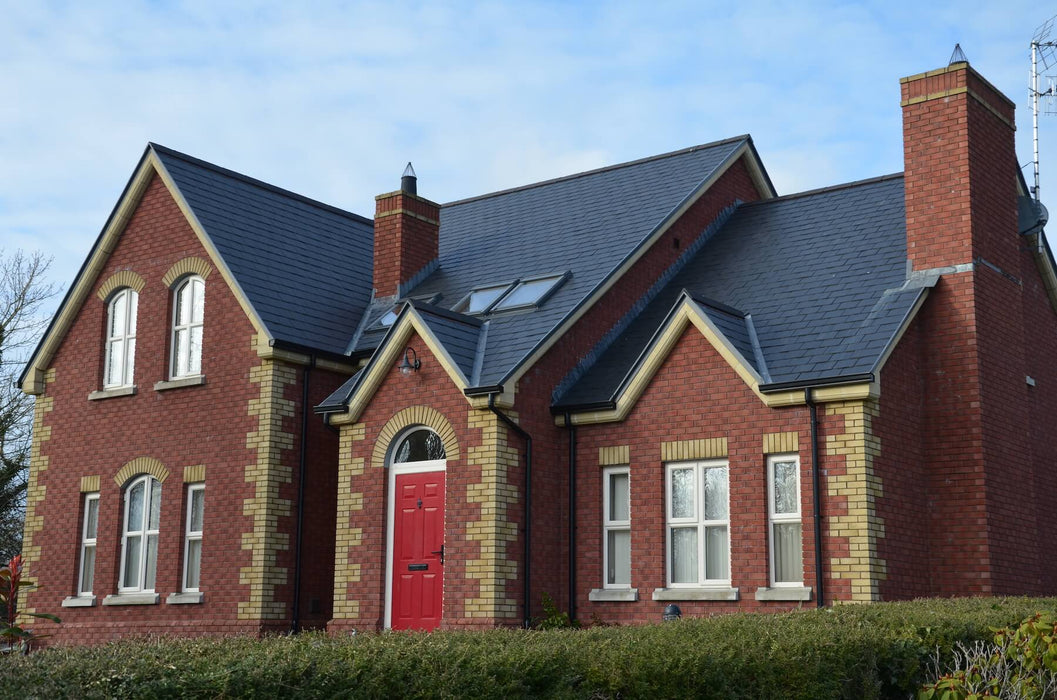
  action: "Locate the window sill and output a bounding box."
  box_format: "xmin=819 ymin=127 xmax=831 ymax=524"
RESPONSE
xmin=154 ymin=375 xmax=206 ymax=392
xmin=88 ymin=386 xmax=137 ymax=401
xmin=755 ymin=586 xmax=812 ymax=602
xmin=166 ymin=592 xmax=203 ymax=605
xmin=652 ymin=587 xmax=740 ymax=602
xmin=589 ymin=588 xmax=639 ymax=602
xmin=102 ymin=592 xmax=160 ymax=606
xmin=61 ymin=595 xmax=96 ymax=608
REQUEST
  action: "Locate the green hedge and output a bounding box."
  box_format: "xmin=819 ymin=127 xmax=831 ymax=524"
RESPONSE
xmin=2 ymin=597 xmax=1055 ymax=699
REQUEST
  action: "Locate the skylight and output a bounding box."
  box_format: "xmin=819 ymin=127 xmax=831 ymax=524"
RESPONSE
xmin=493 ymin=275 xmax=565 ymax=311
xmin=461 ymin=285 xmax=510 ymax=314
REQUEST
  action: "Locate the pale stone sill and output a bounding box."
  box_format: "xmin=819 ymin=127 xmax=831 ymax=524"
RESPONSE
xmin=166 ymin=592 xmax=204 ymax=605
xmin=589 ymin=588 xmax=639 ymax=602
xmin=755 ymin=586 xmax=812 ymax=602
xmin=61 ymin=595 xmax=96 ymax=608
xmin=102 ymin=592 xmax=160 ymax=606
xmin=88 ymin=386 xmax=136 ymax=401
xmin=652 ymin=587 xmax=739 ymax=602
xmin=154 ymin=375 xmax=206 ymax=391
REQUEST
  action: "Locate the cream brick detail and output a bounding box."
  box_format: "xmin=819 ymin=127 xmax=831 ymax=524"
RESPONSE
xmin=464 ymin=409 xmax=519 ymax=619
xmin=18 ymin=369 xmax=55 ymax=623
xmin=96 ymin=270 xmax=145 ymax=300
xmin=598 ymin=445 xmax=630 ymax=466
xmin=79 ymin=475 xmax=100 ymax=493
xmin=113 ymin=457 xmax=170 ymax=486
xmin=183 ymin=465 xmax=206 ymax=483
xmin=238 ymin=357 xmax=297 ymax=621
xmin=162 ymin=256 xmax=213 ymax=288
xmin=661 ymin=437 xmax=727 ymax=462
xmin=370 ymin=406 xmax=459 ymax=469
xmin=763 ymin=432 xmax=799 ymax=454
xmin=333 ymin=421 xmax=366 ymax=621
xmin=825 ymin=400 xmax=886 ymax=602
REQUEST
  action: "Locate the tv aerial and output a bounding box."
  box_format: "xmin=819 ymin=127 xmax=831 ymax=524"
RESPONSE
xmin=1030 ymin=14 xmax=1057 ymax=202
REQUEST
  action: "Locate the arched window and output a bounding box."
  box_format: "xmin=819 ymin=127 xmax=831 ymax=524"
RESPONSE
xmin=104 ymin=288 xmax=137 ymax=387
xmin=119 ymin=475 xmax=162 ymax=592
xmin=392 ymin=428 xmax=446 ymax=464
xmin=171 ymin=275 xmax=205 ymax=378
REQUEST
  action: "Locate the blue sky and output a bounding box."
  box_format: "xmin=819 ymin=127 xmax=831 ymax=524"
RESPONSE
xmin=3 ymin=1 xmax=1057 ymax=305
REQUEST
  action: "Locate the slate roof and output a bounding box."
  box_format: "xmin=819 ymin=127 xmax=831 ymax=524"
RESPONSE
xmin=365 ymin=136 xmax=758 ymax=389
xmin=152 ymin=144 xmax=374 ymax=355
xmin=554 ymin=174 xmax=920 ymax=409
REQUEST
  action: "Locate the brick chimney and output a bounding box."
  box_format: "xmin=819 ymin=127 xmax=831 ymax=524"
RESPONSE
xmin=901 ymin=57 xmax=1019 ymax=273
xmin=373 ymin=163 xmax=440 ymax=298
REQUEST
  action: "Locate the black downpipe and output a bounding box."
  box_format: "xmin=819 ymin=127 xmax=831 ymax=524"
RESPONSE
xmin=488 ymin=394 xmax=533 ymax=628
xmin=805 ymin=388 xmax=825 ymax=608
xmin=292 ymin=356 xmax=315 ymax=633
xmin=565 ymin=413 xmax=577 ymax=623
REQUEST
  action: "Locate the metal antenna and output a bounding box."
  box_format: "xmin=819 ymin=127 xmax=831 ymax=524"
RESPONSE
xmin=1031 ymin=14 xmax=1057 ymax=202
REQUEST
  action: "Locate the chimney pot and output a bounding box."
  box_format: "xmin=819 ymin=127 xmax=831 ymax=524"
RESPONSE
xmin=401 ymin=162 xmax=417 ymax=195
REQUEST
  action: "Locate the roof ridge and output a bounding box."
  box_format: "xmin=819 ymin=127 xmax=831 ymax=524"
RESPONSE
xmin=741 ymin=172 xmax=904 ymax=206
xmin=443 ymin=135 xmax=750 ymax=208
xmin=148 ymin=143 xmax=373 ymax=226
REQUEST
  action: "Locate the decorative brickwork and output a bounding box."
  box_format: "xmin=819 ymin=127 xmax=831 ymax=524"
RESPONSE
xmin=183 ymin=465 xmax=206 ymax=483
xmin=162 ymin=256 xmax=213 ymax=288
xmin=239 ymin=356 xmax=297 ymax=621
xmin=333 ymin=422 xmax=366 ymax=621
xmin=369 ymin=405 xmax=460 ymax=469
xmin=96 ymin=270 xmax=145 ymax=300
xmin=18 ymin=368 xmax=55 ymax=622
xmin=598 ymin=445 xmax=630 ymax=466
xmin=825 ymin=400 xmax=885 ymax=602
xmin=79 ymin=475 xmax=100 ymax=492
xmin=113 ymin=457 xmax=170 ymax=486
xmin=660 ymin=437 xmax=727 ymax=461
xmin=763 ymin=432 xmax=799 ymax=454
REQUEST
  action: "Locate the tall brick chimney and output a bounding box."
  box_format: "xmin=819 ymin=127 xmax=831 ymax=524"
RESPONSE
xmin=901 ymin=57 xmax=1019 ymax=273
xmin=373 ymin=163 xmax=440 ymax=299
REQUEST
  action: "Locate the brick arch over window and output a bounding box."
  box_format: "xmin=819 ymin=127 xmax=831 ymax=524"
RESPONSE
xmin=371 ymin=406 xmax=460 ymax=469
xmin=96 ymin=270 xmax=145 ymax=301
xmin=162 ymin=257 xmax=212 ymax=288
xmin=113 ymin=457 xmax=170 ymax=487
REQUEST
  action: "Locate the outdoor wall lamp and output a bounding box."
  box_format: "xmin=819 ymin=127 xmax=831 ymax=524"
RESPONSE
xmin=399 ymin=347 xmax=421 ymax=375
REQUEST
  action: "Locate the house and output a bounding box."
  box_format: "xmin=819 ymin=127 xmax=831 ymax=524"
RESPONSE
xmin=18 ymin=55 xmax=1057 ymax=643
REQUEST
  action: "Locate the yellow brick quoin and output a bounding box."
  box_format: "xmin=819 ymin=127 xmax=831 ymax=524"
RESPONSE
xmin=18 ymin=369 xmax=56 ymax=624
xmin=332 ymin=422 xmax=367 ymax=621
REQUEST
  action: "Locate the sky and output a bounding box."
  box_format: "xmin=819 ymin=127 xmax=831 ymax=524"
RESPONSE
xmin=3 ymin=1 xmax=1057 ymax=310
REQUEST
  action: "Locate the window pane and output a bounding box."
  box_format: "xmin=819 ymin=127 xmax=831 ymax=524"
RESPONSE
xmin=465 ymin=286 xmax=506 ymax=313
xmin=86 ymin=498 xmax=99 ymax=539
xmin=128 ymin=482 xmax=144 ymax=532
xmin=125 ymin=337 xmax=136 ymax=385
xmin=608 ymin=472 xmax=629 ymax=522
xmin=80 ymin=545 xmax=95 ymax=594
xmin=174 ymin=328 xmax=189 ymax=375
xmin=773 ymin=461 xmax=799 ymax=515
xmin=124 ymin=535 xmax=141 ymax=588
xmin=394 ymin=429 xmax=445 ymax=462
xmin=191 ymin=279 xmax=205 ymax=324
xmin=144 ymin=534 xmax=158 ymax=590
xmin=670 ymin=468 xmax=695 ymax=518
xmin=177 ymin=283 xmax=192 ymax=325
xmin=493 ymin=277 xmax=559 ymax=310
xmin=186 ymin=539 xmax=202 ymax=590
xmin=190 ymin=489 xmax=204 ymax=532
xmin=110 ymin=293 xmax=126 ymax=337
xmin=774 ymin=522 xmax=803 ymax=583
xmin=128 ymin=291 xmax=138 ymax=334
xmin=378 ymin=309 xmax=398 ymax=327
xmin=704 ymin=526 xmax=729 ymax=580
xmin=188 ymin=326 xmax=202 ymax=374
xmin=106 ymin=339 xmax=124 ymax=386
xmin=703 ymin=467 xmax=728 ymax=520
xmin=671 ymin=527 xmax=697 ymax=584
xmin=149 ymin=480 xmax=162 ymax=530
xmin=607 ymin=530 xmax=630 ymax=585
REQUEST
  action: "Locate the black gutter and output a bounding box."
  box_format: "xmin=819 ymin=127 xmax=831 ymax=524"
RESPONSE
xmin=291 ymin=355 xmax=316 ymax=633
xmin=488 ymin=394 xmax=533 ymax=628
xmin=565 ymin=412 xmax=577 ymax=623
xmin=759 ymin=373 xmax=874 ymax=393
xmin=804 ymin=388 xmax=825 ymax=608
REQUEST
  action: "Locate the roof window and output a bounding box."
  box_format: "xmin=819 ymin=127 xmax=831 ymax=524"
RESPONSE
xmin=456 ymin=273 xmax=568 ymax=315
xmin=370 ymin=294 xmax=441 ymax=330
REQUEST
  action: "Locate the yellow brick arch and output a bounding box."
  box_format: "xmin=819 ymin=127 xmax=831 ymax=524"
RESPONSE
xmin=162 ymin=256 xmax=213 ymax=288
xmin=96 ymin=270 xmax=146 ymax=300
xmin=113 ymin=457 xmax=170 ymax=487
xmin=371 ymin=406 xmax=460 ymax=469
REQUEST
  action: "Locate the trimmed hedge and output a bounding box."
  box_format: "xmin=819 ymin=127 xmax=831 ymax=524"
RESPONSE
xmin=2 ymin=597 xmax=1055 ymax=699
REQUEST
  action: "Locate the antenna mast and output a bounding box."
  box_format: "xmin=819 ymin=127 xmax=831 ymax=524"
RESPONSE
xmin=1030 ymin=14 xmax=1057 ymax=202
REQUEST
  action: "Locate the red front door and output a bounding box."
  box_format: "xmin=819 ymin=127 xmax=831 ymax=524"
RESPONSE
xmin=391 ymin=470 xmax=445 ymax=630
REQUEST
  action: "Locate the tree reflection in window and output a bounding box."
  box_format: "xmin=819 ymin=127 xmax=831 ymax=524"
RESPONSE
xmin=393 ymin=428 xmax=446 ymax=463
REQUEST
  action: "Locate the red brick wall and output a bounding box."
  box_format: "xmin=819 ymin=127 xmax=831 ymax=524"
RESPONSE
xmin=373 ymin=193 xmax=439 ymax=297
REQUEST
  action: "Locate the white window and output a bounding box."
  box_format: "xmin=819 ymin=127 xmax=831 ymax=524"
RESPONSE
xmin=666 ymin=460 xmax=729 ymax=587
xmin=171 ymin=275 xmax=205 ymax=378
xmin=104 ymin=288 xmax=137 ymax=387
xmin=491 ymin=275 xmax=565 ymax=311
xmin=119 ymin=475 xmax=161 ymax=592
xmin=77 ymin=493 xmax=99 ymax=596
xmin=768 ymin=455 xmax=803 ymax=586
xmin=603 ymin=466 xmax=631 ymax=588
xmin=458 ymin=284 xmax=511 ymax=314
xmin=183 ymin=484 xmax=204 ymax=592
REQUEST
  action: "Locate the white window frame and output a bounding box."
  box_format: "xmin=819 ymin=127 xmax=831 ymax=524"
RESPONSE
xmin=182 ymin=484 xmax=204 ymax=592
xmin=491 ymin=273 xmax=567 ymax=312
xmin=104 ymin=288 xmax=137 ymax=388
xmin=170 ymin=275 xmax=205 ymax=379
xmin=767 ymin=454 xmax=803 ymax=587
xmin=454 ymin=282 xmax=514 ymax=315
xmin=77 ymin=493 xmax=100 ymax=596
xmin=665 ymin=460 xmax=730 ymax=588
xmin=602 ymin=466 xmax=631 ymax=589
xmin=118 ymin=475 xmax=161 ymax=593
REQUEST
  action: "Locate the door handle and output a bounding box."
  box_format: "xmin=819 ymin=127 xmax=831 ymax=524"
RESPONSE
xmin=431 ymin=544 xmax=445 ymax=565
